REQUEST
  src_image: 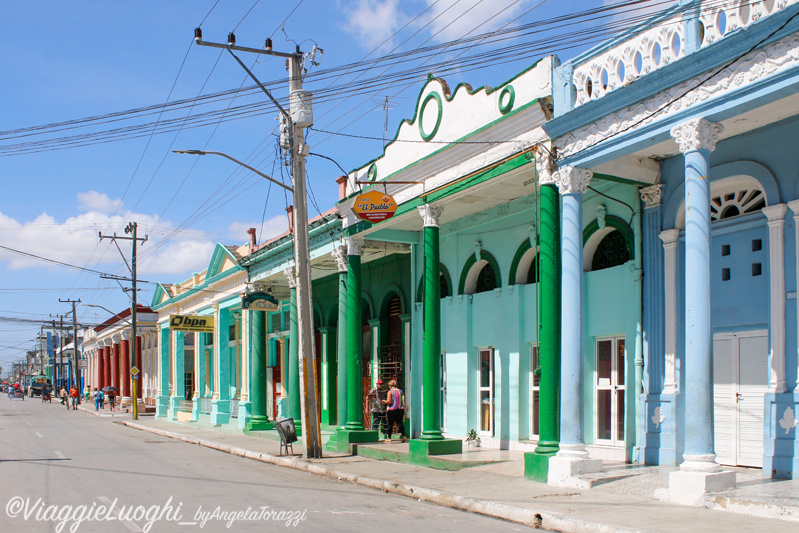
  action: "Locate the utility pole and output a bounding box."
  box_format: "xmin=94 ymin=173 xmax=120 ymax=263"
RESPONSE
xmin=59 ymin=299 xmax=81 ymax=398
xmin=192 ymin=29 xmax=323 ymax=458
xmin=99 ymin=222 xmax=147 ymax=420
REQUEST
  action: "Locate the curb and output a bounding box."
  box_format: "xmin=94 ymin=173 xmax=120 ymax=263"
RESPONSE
xmin=121 ymin=421 xmax=648 ymax=533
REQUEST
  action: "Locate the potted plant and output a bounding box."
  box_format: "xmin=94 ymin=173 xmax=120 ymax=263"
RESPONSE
xmin=465 ymin=429 xmax=481 ymax=448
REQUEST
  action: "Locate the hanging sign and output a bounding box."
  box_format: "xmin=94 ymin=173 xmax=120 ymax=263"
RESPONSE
xmin=242 ymin=291 xmax=279 ymax=312
xmin=352 ymin=190 xmax=397 ymax=223
xmin=169 ymin=314 xmax=214 ymax=333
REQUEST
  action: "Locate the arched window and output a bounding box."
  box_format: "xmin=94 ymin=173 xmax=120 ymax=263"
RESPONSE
xmin=591 ymin=230 xmax=630 ymax=271
xmin=416 ymin=266 xmax=453 ymax=302
xmin=474 ymin=262 xmax=497 ymax=294
xmin=440 ymin=271 xmax=450 ymax=298
xmin=526 ymin=258 xmax=539 ymax=284
xmin=712 ymin=188 xmax=766 ymax=221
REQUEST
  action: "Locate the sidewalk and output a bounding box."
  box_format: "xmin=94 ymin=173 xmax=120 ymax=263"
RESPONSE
xmin=78 ymin=405 xmax=799 ymax=532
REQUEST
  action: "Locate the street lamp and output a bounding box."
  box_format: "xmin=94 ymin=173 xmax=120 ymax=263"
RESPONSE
xmin=172 ymin=150 xmax=293 ymax=192
xmin=85 ymin=304 xmax=132 ymax=326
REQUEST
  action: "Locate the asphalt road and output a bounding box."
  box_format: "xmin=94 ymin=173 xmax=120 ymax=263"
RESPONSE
xmin=0 ymin=397 xmax=532 ymax=532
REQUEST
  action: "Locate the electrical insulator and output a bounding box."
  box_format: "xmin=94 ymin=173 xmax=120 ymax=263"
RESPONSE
xmin=227 ymin=32 xmax=236 ymax=46
xmin=194 ymin=28 xmax=202 ymax=42
xmin=265 ymin=38 xmax=273 ymax=52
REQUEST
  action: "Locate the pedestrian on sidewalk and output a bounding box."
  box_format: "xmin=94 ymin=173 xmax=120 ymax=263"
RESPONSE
xmin=59 ymin=387 xmax=68 ymax=408
xmin=366 ymin=379 xmax=387 ymax=437
xmin=382 ymin=380 xmax=407 ymax=444
xmin=93 ymin=388 xmax=104 ymax=411
xmin=69 ymin=386 xmax=79 ymax=410
xmin=84 ymin=385 xmax=91 ymax=403
xmin=108 ymin=392 xmax=116 ymax=414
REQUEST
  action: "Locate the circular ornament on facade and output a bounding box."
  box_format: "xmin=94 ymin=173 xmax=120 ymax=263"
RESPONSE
xmin=367 ymin=163 xmax=377 ymax=182
xmin=419 ymin=92 xmax=443 ymax=142
xmin=498 ymin=85 xmax=515 ymax=115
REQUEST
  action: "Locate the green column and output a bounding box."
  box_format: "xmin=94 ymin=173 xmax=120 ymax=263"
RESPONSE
xmin=525 ymin=151 xmax=561 ymax=481
xmin=336 ymin=250 xmax=348 ymax=427
xmin=246 ymin=310 xmax=272 ymax=431
xmin=421 ymin=222 xmax=443 ymax=440
xmin=345 ymin=247 xmax=364 ymax=430
xmin=410 ymin=204 xmax=462 ymax=460
xmin=335 ymin=238 xmax=378 ymax=450
xmin=155 ymin=326 xmax=170 ymax=418
xmin=286 ymin=272 xmax=302 ymax=426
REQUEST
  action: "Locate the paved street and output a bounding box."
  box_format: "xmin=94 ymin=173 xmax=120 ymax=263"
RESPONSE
xmin=0 ymin=398 xmax=530 ymax=532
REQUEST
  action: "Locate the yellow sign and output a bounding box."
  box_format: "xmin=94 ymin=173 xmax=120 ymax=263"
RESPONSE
xmin=352 ymin=190 xmax=397 ymax=223
xmin=169 ymin=314 xmax=214 ymax=333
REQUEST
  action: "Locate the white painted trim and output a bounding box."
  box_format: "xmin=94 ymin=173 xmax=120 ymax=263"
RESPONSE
xmin=763 ymin=204 xmax=788 ymax=393
xmin=660 ymin=229 xmax=681 ymax=394
xmin=593 ymin=335 xmax=626 ymax=448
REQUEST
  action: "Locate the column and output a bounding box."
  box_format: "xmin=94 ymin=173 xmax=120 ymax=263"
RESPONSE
xmin=284 ymin=268 xmax=302 ymax=429
xmin=111 ymin=339 xmax=120 ymax=391
xmin=660 ymin=229 xmax=681 ymax=394
xmin=763 ymin=205 xmax=788 ymax=393
xmin=97 ymin=344 xmax=106 ymax=390
xmin=548 ymin=165 xmax=603 ymax=487
xmin=790 ymin=201 xmax=799 ymax=390
xmin=410 ymin=204 xmax=462 ymax=459
xmin=193 ymin=331 xmax=206 ymax=420
xmin=659 ymin=118 xmax=734 ymax=505
xmin=326 ymin=246 xmax=349 ymax=451
xmin=155 ymin=325 xmax=170 ymax=418
xmin=334 ymin=246 xmax=348 ymax=428
xmin=246 ymin=309 xmax=272 ymax=431
xmin=211 ymin=305 xmax=231 ymax=425
xmin=120 ymin=334 xmax=131 ymax=407
xmin=169 ymin=331 xmax=185 ymax=421
xmin=136 ymin=336 xmax=143 ymax=403
xmin=237 ymin=311 xmax=251 ymax=429
xmin=103 ymin=344 xmax=111 ymax=390
xmin=335 ymin=237 xmax=378 ymax=450
xmin=526 ymin=145 xmax=562 ymax=480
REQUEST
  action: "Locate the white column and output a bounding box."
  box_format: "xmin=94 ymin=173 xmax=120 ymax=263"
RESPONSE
xmin=660 ymin=229 xmax=681 ymax=394
xmin=763 ymin=204 xmax=788 ymax=393
xmin=212 ymin=303 xmax=220 ymax=400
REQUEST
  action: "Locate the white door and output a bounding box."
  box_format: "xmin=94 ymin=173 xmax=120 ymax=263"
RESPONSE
xmin=713 ymin=331 xmax=768 ymax=468
xmin=478 ymin=348 xmax=494 ymax=436
xmin=595 ymin=337 xmax=625 ymax=446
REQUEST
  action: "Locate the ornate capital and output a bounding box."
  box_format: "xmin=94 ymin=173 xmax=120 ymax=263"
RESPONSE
xmin=762 ymin=203 xmax=788 ymax=224
xmin=534 ymin=143 xmax=557 ymax=186
xmin=554 ymin=165 xmax=592 ymax=195
xmin=347 ymin=236 xmax=364 ymax=256
xmin=331 ymin=245 xmax=348 ymax=272
xmin=640 ymin=184 xmax=663 ymax=208
xmin=283 ymin=267 xmax=296 ymax=289
xmin=417 ymin=204 xmax=444 ymax=227
xmin=659 ymin=228 xmax=681 ymax=246
xmin=670 ymin=118 xmax=724 ymax=153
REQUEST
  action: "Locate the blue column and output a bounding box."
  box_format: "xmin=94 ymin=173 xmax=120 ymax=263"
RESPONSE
xmin=670 ymin=118 xmax=724 ymax=472
xmin=555 ymin=166 xmax=594 ymax=455
xmin=641 ymin=186 xmax=665 ymax=394
xmin=168 ymin=331 xmax=185 ymax=422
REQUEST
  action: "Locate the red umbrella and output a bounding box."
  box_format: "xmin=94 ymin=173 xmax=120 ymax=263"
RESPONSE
xmin=1 ymin=381 xmax=8 ymax=384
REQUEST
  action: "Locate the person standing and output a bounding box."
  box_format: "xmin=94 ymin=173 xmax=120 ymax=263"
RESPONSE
xmin=366 ymin=379 xmax=387 ymax=437
xmin=69 ymin=386 xmax=79 ymax=410
xmin=382 ymin=380 xmax=407 ymax=444
xmin=93 ymin=388 xmax=104 ymax=410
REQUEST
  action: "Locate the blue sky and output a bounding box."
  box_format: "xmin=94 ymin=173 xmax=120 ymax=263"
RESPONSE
xmin=0 ymin=0 xmax=667 ymax=369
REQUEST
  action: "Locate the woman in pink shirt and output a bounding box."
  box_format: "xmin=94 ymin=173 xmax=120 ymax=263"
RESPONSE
xmin=382 ymin=380 xmax=407 ymax=443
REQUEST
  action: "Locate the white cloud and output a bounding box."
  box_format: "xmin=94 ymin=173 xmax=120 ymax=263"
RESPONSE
xmin=343 ymin=0 xmax=408 ymax=50
xmin=421 ymin=0 xmax=531 ymax=43
xmin=77 ymin=191 xmax=123 ymax=213
xmin=0 ymin=191 xmax=219 ymax=278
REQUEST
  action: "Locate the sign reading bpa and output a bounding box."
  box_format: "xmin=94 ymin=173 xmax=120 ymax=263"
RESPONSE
xmin=169 ymin=314 xmax=214 ymax=333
